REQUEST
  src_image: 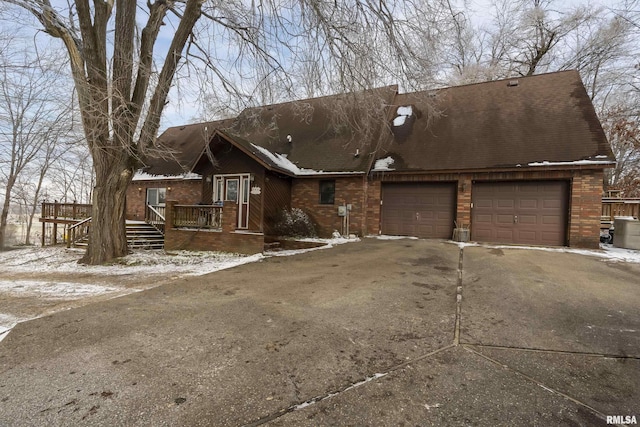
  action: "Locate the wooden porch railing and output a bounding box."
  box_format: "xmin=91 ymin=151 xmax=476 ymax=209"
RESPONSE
xmin=173 ymin=205 xmax=222 ymax=230
xmin=146 ymin=204 xmax=166 ymax=235
xmin=41 ymin=202 xmax=92 ymax=220
xmin=66 ymin=217 xmax=91 ymax=248
xmin=601 ymin=198 xmax=640 ymax=224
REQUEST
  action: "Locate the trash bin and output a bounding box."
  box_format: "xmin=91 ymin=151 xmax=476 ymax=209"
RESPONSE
xmin=613 ymin=217 xmax=640 ymax=250
xmin=453 ymin=228 xmax=469 ymax=242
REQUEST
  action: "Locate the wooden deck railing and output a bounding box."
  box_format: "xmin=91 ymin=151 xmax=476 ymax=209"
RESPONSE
xmin=41 ymin=202 xmax=92 ymax=220
xmin=173 ymin=205 xmax=222 ymax=230
xmin=601 ymin=198 xmax=640 ymax=224
xmin=145 ymin=204 xmax=166 ymax=234
xmin=66 ymin=217 xmax=91 ymax=248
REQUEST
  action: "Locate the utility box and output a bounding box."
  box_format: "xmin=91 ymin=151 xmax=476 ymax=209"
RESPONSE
xmin=337 ymin=205 xmax=347 ymax=217
xmin=613 ymin=218 xmax=640 ymax=250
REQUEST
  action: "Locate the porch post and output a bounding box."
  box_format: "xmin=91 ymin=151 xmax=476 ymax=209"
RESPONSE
xmin=165 ymin=200 xmax=175 ymax=229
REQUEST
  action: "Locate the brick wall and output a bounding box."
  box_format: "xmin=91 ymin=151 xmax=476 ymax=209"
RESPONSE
xmin=291 ymin=176 xmax=366 ymax=237
xmin=568 ymin=170 xmax=603 ymax=249
xmin=164 ymin=201 xmax=264 ymax=255
xmin=369 ymin=168 xmax=605 ymax=248
xmin=126 ymin=179 xmax=201 ymax=220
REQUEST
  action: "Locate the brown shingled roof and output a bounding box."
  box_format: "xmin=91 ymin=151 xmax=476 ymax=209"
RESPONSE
xmin=376 ymin=70 xmax=614 ymax=172
xmin=143 ymin=118 xmax=235 ymax=175
xmin=226 ymin=85 xmax=398 ymax=173
xmin=144 ymin=70 xmax=613 ymax=177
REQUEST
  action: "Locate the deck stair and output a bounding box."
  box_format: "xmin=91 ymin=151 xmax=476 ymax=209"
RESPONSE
xmin=125 ymin=220 xmax=165 ymax=249
xmin=72 ymin=220 xmax=164 ymax=249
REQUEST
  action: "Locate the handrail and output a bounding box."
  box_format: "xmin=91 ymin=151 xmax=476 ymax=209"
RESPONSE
xmin=66 ymin=217 xmax=92 ymax=248
xmin=145 ymin=204 xmax=166 ymax=235
xmin=68 ymin=216 xmax=92 ymax=230
xmin=147 ymin=204 xmax=165 ymax=221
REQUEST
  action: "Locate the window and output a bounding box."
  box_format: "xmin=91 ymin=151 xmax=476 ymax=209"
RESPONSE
xmin=225 ymin=179 xmax=239 ymax=202
xmin=319 ymin=180 xmax=335 ymax=204
xmin=214 ymin=177 xmax=224 ymax=202
xmin=146 ymin=188 xmax=166 ymax=206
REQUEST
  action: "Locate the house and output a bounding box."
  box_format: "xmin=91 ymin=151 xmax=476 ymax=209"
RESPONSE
xmin=126 ymin=70 xmax=615 ymax=254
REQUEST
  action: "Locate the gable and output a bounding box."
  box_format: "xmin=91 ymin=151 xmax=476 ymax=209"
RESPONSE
xmin=374 ymin=70 xmax=614 ymax=172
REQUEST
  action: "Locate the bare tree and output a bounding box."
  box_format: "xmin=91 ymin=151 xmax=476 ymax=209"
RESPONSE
xmin=0 ymin=47 xmax=74 ymax=249
xmin=601 ymin=99 xmax=640 ymax=197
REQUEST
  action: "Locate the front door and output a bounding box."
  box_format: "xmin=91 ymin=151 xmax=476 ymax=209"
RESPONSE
xmin=214 ymin=174 xmax=250 ymax=229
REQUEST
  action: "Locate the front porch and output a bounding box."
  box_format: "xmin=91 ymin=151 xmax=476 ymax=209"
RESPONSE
xmin=39 ymin=201 xmax=264 ymax=255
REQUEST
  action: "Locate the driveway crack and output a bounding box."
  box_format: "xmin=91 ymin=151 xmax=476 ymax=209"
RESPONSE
xmin=454 ymin=245 xmax=463 ymax=345
xmin=244 ymin=344 xmax=457 ymax=426
xmin=463 ymin=345 xmax=611 ymax=424
xmin=465 ymin=343 xmax=640 ymax=360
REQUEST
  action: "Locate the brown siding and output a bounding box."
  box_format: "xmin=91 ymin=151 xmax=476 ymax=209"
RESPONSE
xmin=200 ymin=146 xmax=266 ymax=232
xmin=291 ymin=176 xmax=366 ymax=237
xmin=263 ymin=173 xmax=292 ymax=235
xmin=126 ymin=179 xmax=201 ymax=220
xmin=248 ymin=170 xmax=265 ymax=231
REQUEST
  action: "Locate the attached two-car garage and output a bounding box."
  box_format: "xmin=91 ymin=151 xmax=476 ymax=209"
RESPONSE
xmin=380 ymin=180 xmax=569 ymax=246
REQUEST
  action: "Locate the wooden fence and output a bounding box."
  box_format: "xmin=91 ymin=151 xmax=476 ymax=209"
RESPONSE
xmin=601 ymin=198 xmax=640 ymax=224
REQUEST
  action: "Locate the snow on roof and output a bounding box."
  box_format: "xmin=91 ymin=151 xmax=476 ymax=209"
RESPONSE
xmin=372 ymin=156 xmax=395 ymax=171
xmin=250 ymin=144 xmax=363 ymax=176
xmin=527 ymin=159 xmax=615 ymax=167
xmin=251 ymin=143 xmax=302 ymax=175
xmin=393 ymin=106 xmax=413 ymax=127
xmin=133 ymin=171 xmax=202 ymax=181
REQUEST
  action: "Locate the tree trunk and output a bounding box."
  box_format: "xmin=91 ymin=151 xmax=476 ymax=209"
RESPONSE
xmin=0 ymin=178 xmax=16 ymax=250
xmin=80 ymin=155 xmax=133 ymax=264
xmin=0 ymin=205 xmax=9 ymax=250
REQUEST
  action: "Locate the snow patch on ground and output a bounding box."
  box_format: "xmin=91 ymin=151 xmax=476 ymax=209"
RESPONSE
xmin=0 ymin=247 xmax=263 ymax=276
xmin=0 ymin=280 xmax=119 ymax=299
xmin=266 ymin=236 xmax=360 ymax=257
xmin=371 ymin=235 xmax=419 ymax=240
xmin=454 ymin=241 xmax=640 ymax=263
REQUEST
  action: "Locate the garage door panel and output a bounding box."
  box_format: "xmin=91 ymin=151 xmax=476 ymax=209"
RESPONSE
xmin=497 ymin=199 xmax=515 ymax=209
xmin=496 ymin=229 xmax=514 ymax=240
xmin=519 ymin=199 xmax=538 ymax=209
xmin=496 ymin=214 xmax=514 ymax=224
xmin=542 ymin=215 xmax=561 ymax=225
xmin=382 ymin=183 xmax=456 ymax=239
xmin=472 ymin=181 xmax=568 ymax=246
xmin=518 ymin=215 xmax=537 ymax=224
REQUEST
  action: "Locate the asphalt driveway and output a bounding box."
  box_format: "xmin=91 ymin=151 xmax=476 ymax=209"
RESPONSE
xmin=0 ymin=239 xmax=638 ymax=426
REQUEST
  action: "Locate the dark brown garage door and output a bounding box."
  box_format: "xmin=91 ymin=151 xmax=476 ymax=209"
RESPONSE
xmin=381 ymin=183 xmax=456 ymax=239
xmin=472 ymin=181 xmax=568 ymax=246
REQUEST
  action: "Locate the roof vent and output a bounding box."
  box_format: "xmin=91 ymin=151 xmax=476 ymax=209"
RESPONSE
xmin=507 ymin=80 xmax=519 ymax=87
xmin=286 ymin=134 xmax=292 ymax=143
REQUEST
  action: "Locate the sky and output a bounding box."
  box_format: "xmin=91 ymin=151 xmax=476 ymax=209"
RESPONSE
xmin=0 ymin=0 xmax=630 ymax=132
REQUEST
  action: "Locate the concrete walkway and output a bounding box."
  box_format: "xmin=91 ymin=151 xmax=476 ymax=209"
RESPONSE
xmin=0 ymin=239 xmax=638 ymax=426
